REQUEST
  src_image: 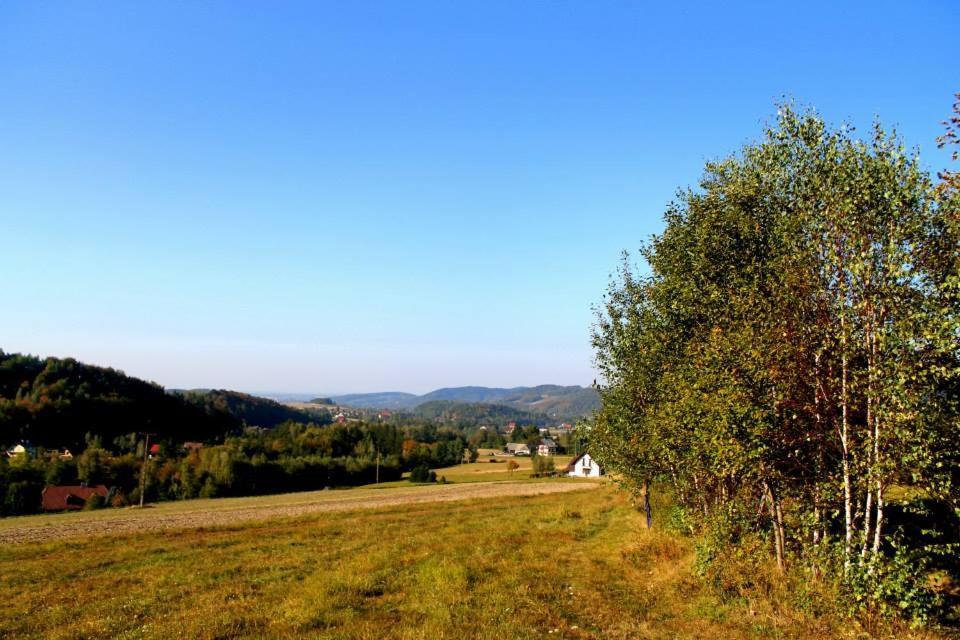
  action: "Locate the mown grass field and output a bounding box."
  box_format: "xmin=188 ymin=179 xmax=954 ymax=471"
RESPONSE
xmin=0 ymin=481 xmax=947 ymax=639
xmin=374 ymin=452 xmax=575 ymax=487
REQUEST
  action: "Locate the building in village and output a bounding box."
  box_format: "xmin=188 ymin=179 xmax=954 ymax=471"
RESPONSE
xmin=566 ymin=453 xmax=602 ymax=478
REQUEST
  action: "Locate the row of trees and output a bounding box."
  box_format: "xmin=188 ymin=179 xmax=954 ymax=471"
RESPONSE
xmin=589 ymin=102 xmax=959 ymax=621
xmin=0 ymin=419 xmax=475 ymax=515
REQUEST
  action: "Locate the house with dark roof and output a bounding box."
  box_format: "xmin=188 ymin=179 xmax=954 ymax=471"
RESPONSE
xmin=536 ymin=438 xmax=558 ymax=456
xmin=566 ymin=453 xmax=602 ymax=478
xmin=41 ymin=485 xmax=109 ymax=511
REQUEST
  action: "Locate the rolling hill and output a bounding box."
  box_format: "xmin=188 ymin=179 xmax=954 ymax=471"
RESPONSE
xmin=175 ymin=389 xmax=329 ymax=429
xmin=411 ymin=400 xmax=553 ymax=427
xmin=329 ymin=391 xmax=420 ymax=410
xmin=0 ymin=351 xmax=328 ymax=450
xmin=331 ymin=384 xmax=599 ymax=419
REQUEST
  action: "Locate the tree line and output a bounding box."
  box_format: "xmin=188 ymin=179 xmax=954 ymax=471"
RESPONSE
xmin=0 ymin=419 xmax=475 ymax=515
xmin=589 ymin=101 xmax=960 ymax=623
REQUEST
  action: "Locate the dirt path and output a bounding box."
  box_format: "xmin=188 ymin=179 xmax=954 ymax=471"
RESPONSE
xmin=0 ymin=481 xmax=600 ymax=545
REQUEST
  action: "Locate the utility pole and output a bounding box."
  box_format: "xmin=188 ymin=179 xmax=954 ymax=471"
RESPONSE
xmin=376 ymin=446 xmax=380 ymax=485
xmin=139 ymin=432 xmax=155 ymax=508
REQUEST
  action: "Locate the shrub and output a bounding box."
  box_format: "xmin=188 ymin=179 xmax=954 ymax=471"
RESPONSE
xmin=530 ymin=455 xmax=555 ymax=478
xmin=409 ymin=465 xmax=435 ymax=483
xmin=84 ymin=493 xmax=106 ymax=511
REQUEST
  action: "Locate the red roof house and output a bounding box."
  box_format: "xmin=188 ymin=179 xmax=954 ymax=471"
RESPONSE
xmin=41 ymin=485 xmax=109 ymax=511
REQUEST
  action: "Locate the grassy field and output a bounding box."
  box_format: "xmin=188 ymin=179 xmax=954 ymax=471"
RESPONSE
xmin=371 ymin=452 xmax=575 ymax=487
xmin=0 ymin=482 xmax=946 ymax=639
xmin=0 ymin=481 xmax=596 ymax=545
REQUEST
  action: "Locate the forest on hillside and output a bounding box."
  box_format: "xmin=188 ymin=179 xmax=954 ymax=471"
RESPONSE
xmin=0 ymin=352 xmax=235 ymax=449
xmin=0 ymin=352 xmax=327 ymax=451
xmin=410 ymin=400 xmax=552 ymax=427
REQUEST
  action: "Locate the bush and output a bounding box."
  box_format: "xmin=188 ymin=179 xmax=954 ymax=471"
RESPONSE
xmin=530 ymin=455 xmax=555 ymax=477
xmin=84 ymin=493 xmax=106 ymax=511
xmin=409 ymin=465 xmax=436 ymax=483
xmin=4 ymin=481 xmax=42 ymax=516
xmin=110 ymin=490 xmax=129 ymax=508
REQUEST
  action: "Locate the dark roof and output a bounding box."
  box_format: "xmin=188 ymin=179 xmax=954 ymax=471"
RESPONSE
xmin=565 ymin=453 xmax=588 ymax=472
xmin=41 ymin=485 xmax=108 ymax=511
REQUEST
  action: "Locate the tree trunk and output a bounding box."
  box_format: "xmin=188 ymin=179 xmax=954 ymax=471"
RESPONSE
xmin=841 ymin=328 xmax=854 ymax=570
xmin=642 ymin=477 xmax=652 ymax=529
xmin=872 ymin=483 xmax=884 ymax=555
xmin=870 ymin=324 xmax=884 ymax=558
xmin=764 ymin=482 xmax=785 ymax=573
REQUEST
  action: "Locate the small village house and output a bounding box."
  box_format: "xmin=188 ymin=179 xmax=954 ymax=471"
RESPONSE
xmin=506 ymin=443 xmax=530 ymax=456
xmin=41 ymin=485 xmax=109 ymax=511
xmin=536 ymin=438 xmax=557 ymax=456
xmin=566 ymin=453 xmax=602 ymax=478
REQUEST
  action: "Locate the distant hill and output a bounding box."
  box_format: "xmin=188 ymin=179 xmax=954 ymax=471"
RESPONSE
xmin=489 ymin=386 xmax=600 ymax=419
xmin=332 ymin=385 xmax=599 ymax=419
xmin=176 ymin=390 xmax=329 ymax=429
xmin=330 ymin=391 xmax=420 ymax=410
xmin=412 ymin=400 xmax=552 ymax=427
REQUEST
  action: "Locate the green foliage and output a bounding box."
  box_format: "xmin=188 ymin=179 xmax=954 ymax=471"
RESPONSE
xmin=0 ymin=352 xmax=238 ymax=449
xmin=83 ymin=493 xmax=105 ymax=511
xmin=4 ymin=480 xmax=41 ymax=516
xmin=846 ymin=540 xmax=944 ymax=627
xmin=589 ymin=103 xmax=960 ymax=625
xmin=409 ymin=465 xmax=436 ymax=483
xmin=178 ymin=389 xmax=329 ymax=429
xmin=412 ymin=400 xmax=551 ymax=428
xmin=530 ymin=455 xmax=556 ymax=477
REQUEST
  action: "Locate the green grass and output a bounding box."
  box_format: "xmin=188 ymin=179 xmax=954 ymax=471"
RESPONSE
xmin=364 ymin=454 xmax=576 ymax=488
xmin=0 ymin=483 xmax=947 ymax=639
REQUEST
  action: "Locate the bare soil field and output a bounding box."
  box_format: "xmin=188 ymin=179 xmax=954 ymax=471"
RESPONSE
xmin=0 ymin=480 xmax=599 ymax=545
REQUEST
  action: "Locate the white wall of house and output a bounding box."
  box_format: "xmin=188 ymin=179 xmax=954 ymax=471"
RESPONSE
xmin=567 ymin=453 xmax=602 ymax=478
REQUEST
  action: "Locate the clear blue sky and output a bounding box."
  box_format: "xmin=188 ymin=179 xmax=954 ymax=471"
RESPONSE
xmin=0 ymin=2 xmax=956 ymax=394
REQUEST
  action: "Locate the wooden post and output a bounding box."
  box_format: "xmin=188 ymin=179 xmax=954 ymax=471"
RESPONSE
xmin=139 ymin=433 xmax=150 ymax=508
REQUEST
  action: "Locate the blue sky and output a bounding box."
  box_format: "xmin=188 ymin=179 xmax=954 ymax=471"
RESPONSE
xmin=0 ymin=1 xmax=956 ymax=394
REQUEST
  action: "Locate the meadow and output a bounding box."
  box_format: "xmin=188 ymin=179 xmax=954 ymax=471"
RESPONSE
xmin=0 ymin=476 xmax=949 ymax=639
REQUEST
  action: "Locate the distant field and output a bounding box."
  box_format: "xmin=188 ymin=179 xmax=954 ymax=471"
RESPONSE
xmin=382 ymin=453 xmax=575 ymax=486
xmin=0 ymin=480 xmax=593 ymax=545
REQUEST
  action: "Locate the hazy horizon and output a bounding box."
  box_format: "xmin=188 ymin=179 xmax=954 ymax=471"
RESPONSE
xmin=2 ymin=1 xmax=955 ymax=392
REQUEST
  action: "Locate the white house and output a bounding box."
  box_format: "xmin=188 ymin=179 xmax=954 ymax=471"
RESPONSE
xmin=506 ymin=443 xmax=530 ymax=456
xmin=566 ymin=453 xmax=602 ymax=478
xmin=6 ymin=444 xmax=26 ymax=458
xmin=536 ymin=438 xmax=558 ymax=456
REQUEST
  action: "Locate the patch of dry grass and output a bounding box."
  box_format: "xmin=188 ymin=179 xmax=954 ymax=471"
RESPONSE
xmin=0 ymin=481 xmax=595 ymax=545
xmin=0 ymin=484 xmax=947 ymax=639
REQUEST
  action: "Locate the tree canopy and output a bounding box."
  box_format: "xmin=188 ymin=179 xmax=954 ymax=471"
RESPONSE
xmin=589 ymin=104 xmax=960 ymax=622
